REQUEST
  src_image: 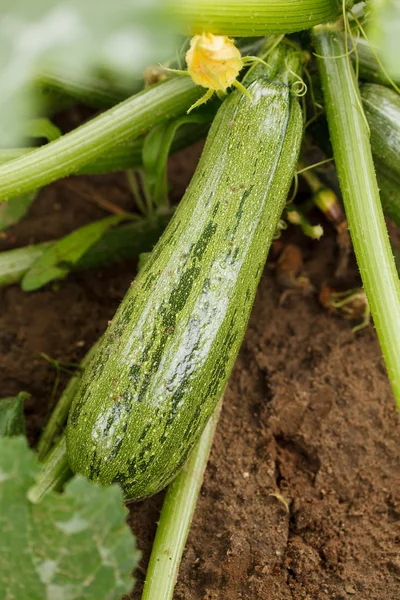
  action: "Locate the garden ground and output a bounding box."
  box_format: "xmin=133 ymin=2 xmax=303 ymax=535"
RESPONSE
xmin=1 ymin=140 xmax=399 ymax=600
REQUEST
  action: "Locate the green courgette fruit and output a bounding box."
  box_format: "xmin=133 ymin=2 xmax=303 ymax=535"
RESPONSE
xmin=66 ymin=59 xmax=303 ymax=501
xmin=376 ymin=167 xmax=400 ymax=228
xmin=361 ymin=83 xmax=400 ymax=179
xmin=351 ymin=37 xmax=400 ymax=88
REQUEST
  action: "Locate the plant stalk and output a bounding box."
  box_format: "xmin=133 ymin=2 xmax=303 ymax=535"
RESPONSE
xmin=0 ymin=121 xmax=211 ymax=175
xmin=141 ymin=400 xmax=222 ymax=600
xmin=172 ymin=0 xmax=342 ymax=36
xmin=0 ymin=77 xmax=202 ymax=201
xmin=37 ymin=342 xmax=100 ymax=461
xmin=314 ymin=24 xmax=400 ymax=408
xmin=28 ymin=435 xmax=72 ymax=503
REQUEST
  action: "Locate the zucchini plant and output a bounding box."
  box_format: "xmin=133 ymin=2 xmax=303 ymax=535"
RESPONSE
xmin=1 ymin=2 xmax=400 ymax=598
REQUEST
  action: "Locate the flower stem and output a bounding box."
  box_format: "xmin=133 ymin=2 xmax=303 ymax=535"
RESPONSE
xmin=314 ymin=24 xmax=400 ymax=408
xmin=141 ymin=400 xmax=222 ymax=600
xmin=0 ymin=77 xmax=201 ymax=201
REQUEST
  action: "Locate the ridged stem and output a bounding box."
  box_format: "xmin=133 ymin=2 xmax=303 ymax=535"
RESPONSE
xmin=37 ymin=342 xmax=100 ymax=461
xmin=0 ymin=77 xmax=201 ymax=201
xmin=141 ymin=401 xmax=222 ymax=600
xmin=314 ymin=24 xmax=400 ymax=409
xmin=28 ymin=435 xmax=71 ymax=503
xmin=0 ymin=120 xmax=211 ymax=176
xmin=172 ymin=0 xmax=342 ymax=36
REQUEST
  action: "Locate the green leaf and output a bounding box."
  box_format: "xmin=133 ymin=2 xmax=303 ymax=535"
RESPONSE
xmin=22 ymin=214 xmax=131 ymax=291
xmin=0 ymin=392 xmax=29 ymax=437
xmin=0 ymin=437 xmax=139 ymax=600
xmin=369 ymin=0 xmax=400 ymax=79
xmin=0 ymin=190 xmax=39 ymax=232
xmin=24 ymin=118 xmax=62 ymax=142
xmin=142 ymin=108 xmax=216 ymax=206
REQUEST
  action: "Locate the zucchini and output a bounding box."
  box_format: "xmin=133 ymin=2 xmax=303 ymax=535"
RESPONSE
xmin=376 ymin=168 xmax=400 ymax=228
xmin=66 ymin=55 xmax=303 ymax=501
xmin=361 ymin=83 xmax=400 ymax=179
xmin=351 ymin=37 xmax=400 ymax=88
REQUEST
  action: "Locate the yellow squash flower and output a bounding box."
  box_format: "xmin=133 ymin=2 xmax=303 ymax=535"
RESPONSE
xmin=186 ymin=33 xmax=243 ymax=91
xmin=165 ymin=32 xmax=262 ymax=112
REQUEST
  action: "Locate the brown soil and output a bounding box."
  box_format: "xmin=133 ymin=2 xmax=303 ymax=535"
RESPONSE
xmin=1 ymin=142 xmax=399 ymax=600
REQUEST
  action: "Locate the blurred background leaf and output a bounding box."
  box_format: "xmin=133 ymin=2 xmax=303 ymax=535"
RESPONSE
xmin=0 ymin=392 xmax=29 ymax=437
xmin=0 ymin=0 xmax=179 ymax=145
xmin=368 ymin=0 xmax=400 ymax=79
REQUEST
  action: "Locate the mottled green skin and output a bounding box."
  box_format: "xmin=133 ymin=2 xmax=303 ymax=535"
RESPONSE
xmin=361 ymin=83 xmax=400 ymax=180
xmin=66 ymin=80 xmax=303 ymax=500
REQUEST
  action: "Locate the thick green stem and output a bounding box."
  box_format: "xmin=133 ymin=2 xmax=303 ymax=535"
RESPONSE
xmin=141 ymin=401 xmax=222 ymax=600
xmin=0 ymin=77 xmax=201 ymax=201
xmin=0 ymin=144 xmax=144 ymax=174
xmin=314 ymin=25 xmax=400 ymax=408
xmin=37 ymin=342 xmax=100 ymax=461
xmin=172 ymin=0 xmax=342 ymax=36
xmin=28 ymin=435 xmax=72 ymax=503
xmin=0 ymin=121 xmax=210 ymax=175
